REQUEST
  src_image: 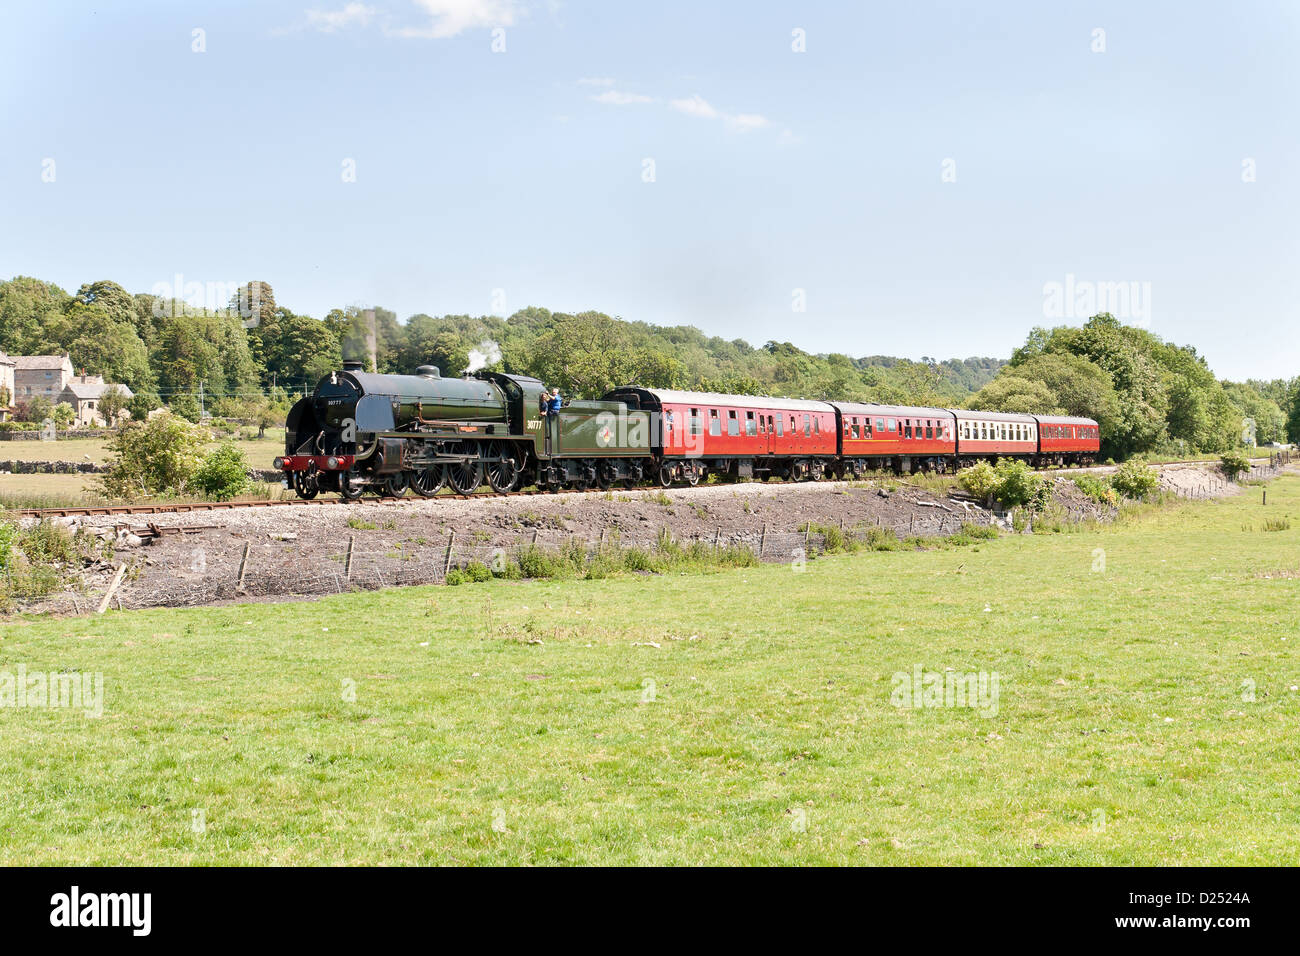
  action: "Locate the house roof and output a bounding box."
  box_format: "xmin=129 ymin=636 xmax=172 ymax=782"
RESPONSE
xmin=61 ymin=381 xmax=134 ymax=401
xmin=0 ymin=352 xmax=14 ymax=367
xmin=14 ymin=354 xmax=72 ymax=370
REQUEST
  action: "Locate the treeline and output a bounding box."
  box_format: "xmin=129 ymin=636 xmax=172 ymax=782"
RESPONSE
xmin=968 ymin=315 xmax=1297 ymax=457
xmin=0 ymin=276 xmax=1000 ymax=418
xmin=0 ymin=276 xmax=1293 ymax=458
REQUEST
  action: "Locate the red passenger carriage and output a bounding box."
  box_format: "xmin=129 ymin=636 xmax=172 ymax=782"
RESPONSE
xmin=604 ymin=387 xmax=837 ymax=482
xmin=832 ymin=403 xmax=957 ymax=473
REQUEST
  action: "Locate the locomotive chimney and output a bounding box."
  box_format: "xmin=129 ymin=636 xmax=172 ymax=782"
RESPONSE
xmin=342 ymin=359 xmax=363 ymax=372
xmin=416 ymin=365 xmax=440 ymax=378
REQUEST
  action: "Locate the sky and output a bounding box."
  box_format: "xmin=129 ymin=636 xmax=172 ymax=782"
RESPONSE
xmin=1 ymin=0 xmax=1297 ymax=380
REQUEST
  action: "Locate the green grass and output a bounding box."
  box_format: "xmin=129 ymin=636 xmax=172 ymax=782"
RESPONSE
xmin=0 ymin=435 xmax=284 ymax=469
xmin=1 ymin=477 xmax=1298 ymax=865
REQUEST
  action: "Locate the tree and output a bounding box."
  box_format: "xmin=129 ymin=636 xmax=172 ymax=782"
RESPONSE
xmin=51 ymin=402 xmax=75 ymax=429
xmin=967 ymin=376 xmax=1061 ymax=414
xmin=16 ymin=396 xmax=53 ymax=423
xmin=46 ymin=303 xmax=153 ymax=391
xmin=0 ymin=276 xmax=71 ymax=354
xmin=99 ymin=385 xmax=130 ymax=423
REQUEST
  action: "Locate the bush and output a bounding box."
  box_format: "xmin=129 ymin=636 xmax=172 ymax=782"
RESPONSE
xmin=192 ymin=444 xmax=251 ymax=501
xmin=1220 ymin=450 xmax=1251 ymax=481
xmin=98 ymin=412 xmax=207 ymax=498
xmin=1072 ymin=474 xmax=1119 ymax=507
xmin=992 ymin=458 xmax=1051 ymax=511
xmin=1110 ymin=460 xmax=1159 ymax=500
xmin=958 ymin=459 xmax=1050 ymax=511
xmin=958 ymin=461 xmax=998 ymax=505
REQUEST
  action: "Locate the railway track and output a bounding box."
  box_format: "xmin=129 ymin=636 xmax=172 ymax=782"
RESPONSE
xmin=4 ymin=457 xmax=1284 ymax=520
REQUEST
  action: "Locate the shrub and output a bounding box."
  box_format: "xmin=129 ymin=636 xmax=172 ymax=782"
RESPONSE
xmin=1220 ymin=450 xmax=1251 ymax=481
xmin=958 ymin=459 xmax=1050 ymax=511
xmin=1110 ymin=460 xmax=1159 ymax=500
xmin=993 ymin=458 xmax=1051 ymax=511
xmin=192 ymin=444 xmax=251 ymax=501
xmin=958 ymin=462 xmax=998 ymax=505
xmin=1072 ymin=474 xmax=1119 ymax=507
xmin=98 ymin=412 xmax=207 ymax=498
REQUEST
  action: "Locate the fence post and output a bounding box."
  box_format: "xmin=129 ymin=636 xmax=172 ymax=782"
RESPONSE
xmin=236 ymin=541 xmax=251 ymax=592
xmin=714 ymin=527 xmax=721 ymax=549
xmin=443 ymin=530 xmax=456 ymax=575
xmin=345 ymin=535 xmax=355 ymax=580
xmin=759 ymin=524 xmax=767 ymax=556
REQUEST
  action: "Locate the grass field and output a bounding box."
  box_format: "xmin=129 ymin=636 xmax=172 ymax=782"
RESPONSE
xmin=0 ymin=436 xmax=283 ymax=469
xmin=0 ymin=477 xmax=1297 ymax=865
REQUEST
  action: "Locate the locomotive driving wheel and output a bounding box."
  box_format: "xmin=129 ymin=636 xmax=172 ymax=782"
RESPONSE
xmin=447 ymin=455 xmax=483 ymax=495
xmin=339 ymin=471 xmax=364 ymax=500
xmin=382 ymin=472 xmax=409 ymax=497
xmin=485 ymin=441 xmax=520 ymax=493
xmin=411 ymin=464 xmax=446 ymax=497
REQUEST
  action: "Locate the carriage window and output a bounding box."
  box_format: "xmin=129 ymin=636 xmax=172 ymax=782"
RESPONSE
xmin=889 ymin=419 xmax=897 ymax=432
xmin=904 ymin=420 xmax=912 ymax=439
xmin=768 ymin=415 xmax=774 ymax=434
xmin=851 ymin=417 xmax=860 ymax=439
xmin=689 ymin=408 xmax=702 ymax=436
xmin=876 ymin=418 xmax=885 ymax=432
xmin=803 ymin=414 xmax=811 ymax=437
xmin=758 ymin=415 xmax=766 ymax=434
xmin=926 ymin=421 xmax=933 ymax=439
xmin=727 ymin=410 xmax=740 ymax=436
xmin=746 ymin=411 xmax=757 ymax=437
xmin=709 ymin=409 xmax=720 ymax=436
xmin=666 ymin=411 xmax=674 ymax=432
xmin=776 ymin=417 xmax=784 ymax=437
xmin=814 ymin=417 xmax=820 ymax=434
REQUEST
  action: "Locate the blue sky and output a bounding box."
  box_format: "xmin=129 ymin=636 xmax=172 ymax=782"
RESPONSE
xmin=1 ymin=0 xmax=1296 ymax=380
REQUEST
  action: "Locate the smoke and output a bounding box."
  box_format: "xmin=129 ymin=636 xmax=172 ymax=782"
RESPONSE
xmin=465 ymin=339 xmax=502 ymax=373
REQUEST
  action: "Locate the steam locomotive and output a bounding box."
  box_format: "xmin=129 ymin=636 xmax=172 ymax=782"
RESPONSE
xmin=276 ymin=361 xmax=1100 ymax=499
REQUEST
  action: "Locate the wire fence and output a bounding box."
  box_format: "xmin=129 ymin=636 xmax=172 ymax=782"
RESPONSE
xmin=96 ymin=509 xmax=992 ymax=611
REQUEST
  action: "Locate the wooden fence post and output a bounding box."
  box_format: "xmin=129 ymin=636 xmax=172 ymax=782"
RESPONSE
xmin=759 ymin=524 xmax=767 ymax=556
xmin=236 ymin=541 xmax=251 ymax=592
xmin=345 ymin=535 xmax=355 ymax=580
xmin=443 ymin=530 xmax=456 ymax=575
xmin=97 ymin=564 xmax=126 ymax=614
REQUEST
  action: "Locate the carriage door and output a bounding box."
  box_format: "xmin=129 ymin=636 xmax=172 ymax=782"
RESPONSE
xmin=767 ymin=416 xmax=775 ymax=455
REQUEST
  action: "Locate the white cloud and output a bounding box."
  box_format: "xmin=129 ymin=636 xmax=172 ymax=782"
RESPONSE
xmin=726 ymin=112 xmax=770 ymax=133
xmin=670 ymin=94 xmax=772 ymax=133
xmin=387 ymin=0 xmax=524 ymax=39
xmin=669 ymin=94 xmax=720 ymax=120
xmin=577 ymin=77 xmax=616 ymax=87
xmin=591 ymin=90 xmax=654 ymax=106
xmin=304 ymin=3 xmax=376 ymax=32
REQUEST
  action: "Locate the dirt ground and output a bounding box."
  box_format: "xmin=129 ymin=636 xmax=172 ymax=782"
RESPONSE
xmin=14 ymin=459 xmax=1284 ymax=614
